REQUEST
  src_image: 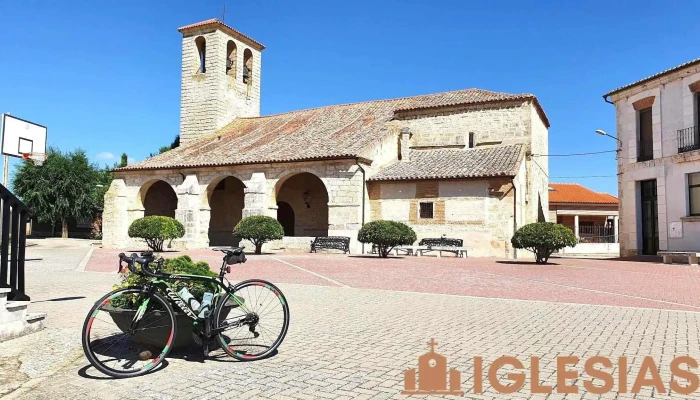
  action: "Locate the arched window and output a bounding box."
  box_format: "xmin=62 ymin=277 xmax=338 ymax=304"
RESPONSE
xmin=243 ymin=49 xmax=253 ymax=84
xmin=226 ymin=41 xmax=237 ymax=77
xmin=195 ymin=36 xmax=206 ymax=73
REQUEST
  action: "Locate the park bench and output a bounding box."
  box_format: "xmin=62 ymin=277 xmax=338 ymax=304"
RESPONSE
xmin=310 ymin=236 xmax=350 ymax=254
xmin=416 ymin=237 xmax=470 ymax=258
xmin=657 ymin=251 xmax=700 ymax=266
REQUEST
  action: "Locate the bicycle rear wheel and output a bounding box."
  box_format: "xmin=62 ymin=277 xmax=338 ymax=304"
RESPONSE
xmin=82 ymin=288 xmax=176 ymax=378
xmin=215 ymin=279 xmax=290 ymax=361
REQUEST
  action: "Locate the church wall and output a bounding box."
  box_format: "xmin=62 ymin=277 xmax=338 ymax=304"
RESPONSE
xmin=527 ymin=103 xmax=550 ymax=223
xmin=367 ymin=178 xmax=517 ymax=258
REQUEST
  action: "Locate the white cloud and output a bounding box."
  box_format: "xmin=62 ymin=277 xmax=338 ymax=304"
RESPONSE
xmin=96 ymin=152 xmax=115 ymax=161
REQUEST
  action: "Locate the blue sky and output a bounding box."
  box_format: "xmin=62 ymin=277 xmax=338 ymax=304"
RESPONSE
xmin=1 ymin=0 xmax=699 ymax=195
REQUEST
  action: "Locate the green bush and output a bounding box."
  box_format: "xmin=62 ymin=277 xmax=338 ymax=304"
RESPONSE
xmin=510 ymin=222 xmax=577 ymax=264
xmin=111 ymin=255 xmax=216 ymax=309
xmin=357 ymin=220 xmax=416 ymax=258
xmin=128 ymin=216 xmax=185 ymax=252
xmin=233 ymin=216 xmax=284 ymax=255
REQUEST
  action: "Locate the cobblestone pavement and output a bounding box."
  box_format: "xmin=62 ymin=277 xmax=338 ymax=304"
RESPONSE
xmin=3 ymin=243 xmax=700 ymax=398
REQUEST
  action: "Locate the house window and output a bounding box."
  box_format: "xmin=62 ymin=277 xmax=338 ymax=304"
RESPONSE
xmin=638 ymin=107 xmax=653 ymax=162
xmin=468 ymin=132 xmax=475 ymax=148
xmin=689 ymin=172 xmax=700 ymax=216
xmin=195 ymin=36 xmax=206 ymax=73
xmin=419 ymin=202 xmax=433 ymax=219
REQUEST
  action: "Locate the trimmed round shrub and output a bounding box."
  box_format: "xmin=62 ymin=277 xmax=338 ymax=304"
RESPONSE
xmin=128 ymin=216 xmax=185 ymax=252
xmin=511 ymin=222 xmax=577 ymax=264
xmin=112 ymin=255 xmax=216 ymax=309
xmin=357 ymin=220 xmax=417 ymax=258
xmin=233 ymin=216 xmax=284 ymax=255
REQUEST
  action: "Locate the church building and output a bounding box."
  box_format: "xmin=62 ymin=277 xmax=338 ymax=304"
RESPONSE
xmin=102 ymin=19 xmax=550 ymax=257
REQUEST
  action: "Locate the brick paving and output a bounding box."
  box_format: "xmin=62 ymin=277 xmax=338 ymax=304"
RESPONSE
xmin=3 ymin=243 xmax=700 ymax=398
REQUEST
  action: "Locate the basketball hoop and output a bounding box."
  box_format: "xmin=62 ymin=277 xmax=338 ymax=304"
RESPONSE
xmin=22 ymin=152 xmax=46 ymax=166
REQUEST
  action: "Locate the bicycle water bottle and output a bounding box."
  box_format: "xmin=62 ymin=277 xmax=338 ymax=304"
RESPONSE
xmin=198 ymin=292 xmax=214 ymax=318
xmin=178 ymin=288 xmax=200 ymax=311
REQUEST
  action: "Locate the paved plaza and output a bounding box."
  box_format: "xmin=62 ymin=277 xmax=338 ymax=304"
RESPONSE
xmin=2 ymin=241 xmax=700 ymax=399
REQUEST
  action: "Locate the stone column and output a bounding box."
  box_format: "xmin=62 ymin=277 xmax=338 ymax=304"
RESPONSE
xmin=174 ymin=174 xmax=203 ymax=249
xmin=614 ymin=215 xmax=619 ymax=243
xmin=574 ymin=215 xmax=580 ymax=239
xmin=243 ymin=172 xmax=268 ymax=218
xmin=102 ymin=178 xmax=129 ymax=249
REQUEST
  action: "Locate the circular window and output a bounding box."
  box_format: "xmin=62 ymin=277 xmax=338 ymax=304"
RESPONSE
xmin=428 ymin=359 xmax=437 ymax=367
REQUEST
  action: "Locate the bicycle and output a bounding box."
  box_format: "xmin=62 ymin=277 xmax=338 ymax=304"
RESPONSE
xmin=81 ymin=247 xmax=290 ymax=378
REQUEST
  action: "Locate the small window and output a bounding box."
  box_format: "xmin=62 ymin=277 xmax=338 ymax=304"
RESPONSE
xmin=226 ymin=41 xmax=237 ymax=76
xmin=419 ymin=202 xmax=434 ymax=219
xmin=638 ymin=108 xmax=653 ymax=162
xmin=468 ymin=132 xmax=475 ymax=148
xmin=689 ymin=173 xmax=700 ymax=216
xmin=195 ymin=36 xmax=206 ymax=73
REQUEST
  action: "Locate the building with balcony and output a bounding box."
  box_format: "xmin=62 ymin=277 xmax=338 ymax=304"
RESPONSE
xmin=604 ymin=57 xmax=700 ymax=256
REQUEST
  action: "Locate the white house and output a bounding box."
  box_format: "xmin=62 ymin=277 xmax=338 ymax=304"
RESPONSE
xmin=604 ymin=58 xmax=700 ymax=256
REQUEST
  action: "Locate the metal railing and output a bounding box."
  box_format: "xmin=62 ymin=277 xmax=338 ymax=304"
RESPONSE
xmin=0 ymin=183 xmax=31 ymax=301
xmin=564 ymin=225 xmax=617 ymax=244
xmin=678 ymin=126 xmax=700 ymax=153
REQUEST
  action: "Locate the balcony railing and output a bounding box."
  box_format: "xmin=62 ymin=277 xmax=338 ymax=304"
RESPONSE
xmin=678 ymin=126 xmax=700 ymax=153
xmin=564 ymin=225 xmax=617 ymax=244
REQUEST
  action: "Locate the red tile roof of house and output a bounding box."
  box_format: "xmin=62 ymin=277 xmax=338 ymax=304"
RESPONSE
xmin=118 ymin=88 xmax=547 ymax=172
xmin=603 ymin=57 xmax=700 ymax=98
xmin=549 ymin=183 xmax=618 ymax=204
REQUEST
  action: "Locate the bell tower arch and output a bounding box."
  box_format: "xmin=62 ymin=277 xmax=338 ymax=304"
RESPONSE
xmin=178 ymin=19 xmax=265 ymax=145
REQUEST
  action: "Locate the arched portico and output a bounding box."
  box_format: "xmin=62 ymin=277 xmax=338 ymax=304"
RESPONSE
xmin=139 ymin=180 xmax=178 ymax=218
xmin=274 ymin=172 xmax=329 ymax=237
xmin=204 ymin=176 xmax=246 ymax=246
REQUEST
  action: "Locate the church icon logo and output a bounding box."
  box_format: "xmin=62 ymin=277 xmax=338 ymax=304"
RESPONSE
xmin=401 ymin=338 xmax=464 ymax=395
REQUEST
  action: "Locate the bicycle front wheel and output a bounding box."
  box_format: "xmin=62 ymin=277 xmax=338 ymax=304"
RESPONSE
xmin=82 ymin=288 xmax=176 ymax=378
xmin=215 ymin=279 xmax=290 ymax=361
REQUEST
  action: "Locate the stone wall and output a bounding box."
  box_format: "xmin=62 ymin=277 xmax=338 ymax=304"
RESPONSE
xmin=102 ymin=160 xmax=365 ymax=252
xmin=367 ymin=178 xmax=519 ymax=258
xmin=180 ymin=28 xmax=262 ymax=145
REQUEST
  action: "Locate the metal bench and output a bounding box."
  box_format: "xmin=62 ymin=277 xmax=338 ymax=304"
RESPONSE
xmin=416 ymin=238 xmax=470 ymax=258
xmin=657 ymin=251 xmax=700 ymax=266
xmin=310 ymin=236 xmax=350 ymax=254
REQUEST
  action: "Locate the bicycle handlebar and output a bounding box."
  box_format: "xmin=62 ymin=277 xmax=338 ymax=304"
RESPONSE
xmin=118 ymin=252 xmax=164 ymax=278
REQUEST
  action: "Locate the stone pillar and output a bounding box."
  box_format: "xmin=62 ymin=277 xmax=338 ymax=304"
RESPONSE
xmin=174 ymin=174 xmax=203 ymax=249
xmin=243 ymin=172 xmax=268 ymax=218
xmin=574 ymin=215 xmax=580 ymax=239
xmin=102 ymin=178 xmax=129 ymax=249
xmin=614 ymin=215 xmax=619 ymax=243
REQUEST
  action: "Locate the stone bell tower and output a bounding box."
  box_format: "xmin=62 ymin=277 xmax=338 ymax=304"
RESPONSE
xmin=178 ymin=19 xmax=264 ymax=145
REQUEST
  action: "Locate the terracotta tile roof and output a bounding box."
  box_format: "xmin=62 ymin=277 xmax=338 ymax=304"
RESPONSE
xmin=549 ymin=183 xmax=618 ymax=204
xmin=178 ymin=19 xmax=265 ymax=50
xmin=118 ymin=88 xmax=544 ymax=172
xmin=603 ymin=57 xmax=700 ymax=98
xmin=367 ymin=144 xmax=524 ymax=181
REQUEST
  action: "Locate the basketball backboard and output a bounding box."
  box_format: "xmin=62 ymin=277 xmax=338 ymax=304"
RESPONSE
xmin=1 ymin=114 xmax=47 ymax=158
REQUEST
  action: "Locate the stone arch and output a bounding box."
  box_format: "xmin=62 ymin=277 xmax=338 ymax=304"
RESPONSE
xmin=195 ymin=36 xmax=206 ymax=73
xmin=139 ymin=180 xmax=178 ymax=218
xmin=226 ymin=40 xmax=237 ymax=77
xmin=205 ymin=175 xmax=246 ymax=246
xmin=277 ymin=201 xmax=295 ymax=236
xmin=274 ymin=172 xmax=329 ymax=237
xmin=243 ymin=48 xmax=253 ymax=85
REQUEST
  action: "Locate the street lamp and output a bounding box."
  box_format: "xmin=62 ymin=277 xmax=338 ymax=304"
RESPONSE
xmin=595 ymin=129 xmax=622 ymax=158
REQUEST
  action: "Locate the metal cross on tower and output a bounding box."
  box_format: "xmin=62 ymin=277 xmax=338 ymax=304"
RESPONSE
xmin=428 ymin=338 xmax=437 ymax=352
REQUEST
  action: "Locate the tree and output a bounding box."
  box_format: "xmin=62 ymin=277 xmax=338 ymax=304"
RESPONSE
xmin=13 ymin=147 xmax=100 ymax=238
xmin=117 ymin=153 xmax=128 ymax=168
xmin=511 ymin=222 xmax=578 ymax=264
xmin=128 ymin=216 xmax=185 ymax=252
xmin=232 ymin=216 xmax=284 ymax=255
xmin=150 ymin=135 xmax=180 ymax=157
xmin=357 ymin=220 xmax=416 ymax=258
